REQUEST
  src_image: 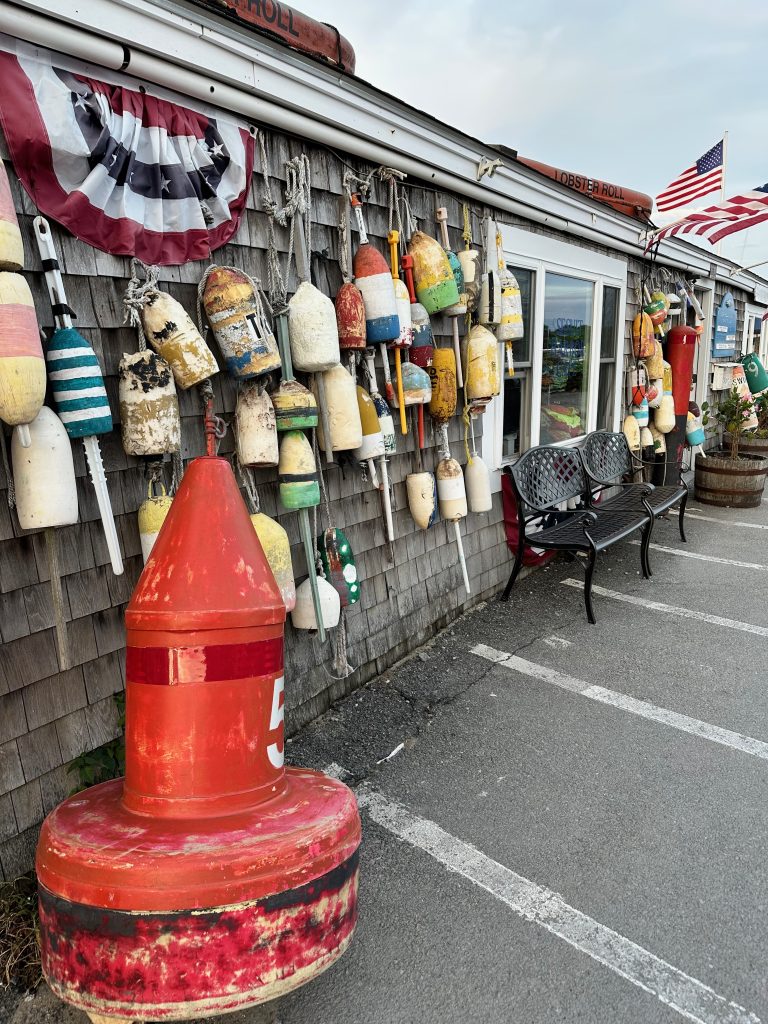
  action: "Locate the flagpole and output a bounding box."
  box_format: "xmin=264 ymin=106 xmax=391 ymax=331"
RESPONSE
xmin=715 ymin=131 xmax=728 ymax=256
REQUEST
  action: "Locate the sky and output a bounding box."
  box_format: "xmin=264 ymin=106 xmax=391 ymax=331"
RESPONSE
xmin=300 ymin=0 xmax=768 ymax=271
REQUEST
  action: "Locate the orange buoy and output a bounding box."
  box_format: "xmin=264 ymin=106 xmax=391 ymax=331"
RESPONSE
xmin=335 ymin=281 xmax=366 ymax=350
xmin=0 ymin=272 xmax=46 ymax=446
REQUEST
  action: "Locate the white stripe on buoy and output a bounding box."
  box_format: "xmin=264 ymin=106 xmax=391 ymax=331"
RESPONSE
xmin=58 ymin=406 xmax=112 ymax=424
xmin=48 ymin=366 xmax=105 ymax=380
xmin=46 ymin=347 xmax=99 ymax=360
xmin=52 ymin=386 xmax=109 ymax=401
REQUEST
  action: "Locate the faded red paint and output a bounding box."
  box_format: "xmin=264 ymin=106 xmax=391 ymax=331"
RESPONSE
xmin=36 ymin=456 xmax=362 ymax=1020
xmin=335 ymin=281 xmax=366 ymax=349
xmin=39 ymin=853 xmax=358 ymax=1020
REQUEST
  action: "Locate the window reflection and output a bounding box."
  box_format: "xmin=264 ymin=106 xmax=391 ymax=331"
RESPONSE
xmin=540 ymin=274 xmax=593 ymax=443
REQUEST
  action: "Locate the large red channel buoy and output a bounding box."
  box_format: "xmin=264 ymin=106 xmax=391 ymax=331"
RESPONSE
xmin=36 ymin=454 xmax=361 ymax=1022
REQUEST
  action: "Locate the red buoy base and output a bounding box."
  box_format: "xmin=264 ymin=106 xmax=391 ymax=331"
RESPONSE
xmin=37 ymin=769 xmax=360 ymax=1020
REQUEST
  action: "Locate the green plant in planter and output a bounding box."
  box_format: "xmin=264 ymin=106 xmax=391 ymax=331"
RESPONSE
xmin=713 ymin=387 xmax=756 ymax=460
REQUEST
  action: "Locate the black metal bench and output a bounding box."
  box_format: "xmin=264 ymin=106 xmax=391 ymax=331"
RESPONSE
xmin=581 ymin=430 xmax=689 ymax=542
xmin=502 ymin=445 xmax=654 ymax=624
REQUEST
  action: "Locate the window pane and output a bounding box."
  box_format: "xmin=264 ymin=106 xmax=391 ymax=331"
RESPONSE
xmin=601 ymin=286 xmax=620 ymax=359
xmin=540 ymin=273 xmax=593 ymax=444
xmin=502 ymin=372 xmax=528 ymax=459
xmin=508 ymin=267 xmax=533 ymax=364
xmin=596 ymin=363 xmax=615 ymax=430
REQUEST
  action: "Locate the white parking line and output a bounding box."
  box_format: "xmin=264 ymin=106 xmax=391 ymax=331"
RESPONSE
xmin=348 ymin=778 xmax=760 ymax=1024
xmin=629 ymin=540 xmax=768 ymax=571
xmin=561 ymin=578 xmax=768 ymax=637
xmin=471 ymin=645 xmax=768 ymax=761
xmin=687 ymin=511 xmax=768 ymax=531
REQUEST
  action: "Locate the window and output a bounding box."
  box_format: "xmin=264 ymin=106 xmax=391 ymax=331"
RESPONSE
xmin=597 ymin=286 xmax=621 ymax=430
xmin=540 ymin=274 xmax=593 ymax=444
xmin=482 ymin=225 xmax=626 ymax=485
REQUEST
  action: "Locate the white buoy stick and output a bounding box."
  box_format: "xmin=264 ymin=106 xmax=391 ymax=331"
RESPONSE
xmin=454 ymin=519 xmax=470 ymax=595
xmin=298 ymin=508 xmax=326 ymax=643
xmin=367 ymin=458 xmax=379 ymax=489
xmin=45 ymin=528 xmax=71 ymax=670
xmin=379 ymin=455 xmax=395 ymax=545
xmin=83 ymin=435 xmax=123 ymax=575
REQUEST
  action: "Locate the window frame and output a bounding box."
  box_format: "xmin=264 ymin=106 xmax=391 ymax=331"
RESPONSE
xmin=483 ymin=227 xmax=627 ymax=486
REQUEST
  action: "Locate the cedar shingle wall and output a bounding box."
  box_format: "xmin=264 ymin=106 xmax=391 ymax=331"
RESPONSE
xmin=0 ymin=127 xmax=514 ymax=878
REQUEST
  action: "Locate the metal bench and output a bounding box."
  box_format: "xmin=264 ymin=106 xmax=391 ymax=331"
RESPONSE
xmin=502 ymin=445 xmax=654 ymax=624
xmin=581 ymin=430 xmax=689 ymax=542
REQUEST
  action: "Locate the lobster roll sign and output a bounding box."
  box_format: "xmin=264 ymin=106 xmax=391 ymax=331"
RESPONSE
xmin=0 ymin=43 xmax=255 ymax=265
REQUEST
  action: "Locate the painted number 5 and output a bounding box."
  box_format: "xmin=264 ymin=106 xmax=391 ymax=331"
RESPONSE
xmin=267 ymin=675 xmax=285 ymax=769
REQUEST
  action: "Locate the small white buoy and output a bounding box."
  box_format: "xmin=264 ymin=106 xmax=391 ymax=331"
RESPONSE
xmin=314 ymin=364 xmax=363 ymax=452
xmin=12 ymin=407 xmax=78 ymax=529
xmin=292 ymin=574 xmax=341 ymax=631
xmin=235 ymin=384 xmax=279 ymax=467
xmin=288 ymin=281 xmax=340 ymax=372
xmin=118 ymin=351 xmax=181 ymax=457
xmin=465 ymin=455 xmax=493 ymax=513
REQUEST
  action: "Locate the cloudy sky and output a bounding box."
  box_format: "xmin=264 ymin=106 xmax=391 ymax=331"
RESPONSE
xmin=301 ymin=0 xmax=768 ymax=270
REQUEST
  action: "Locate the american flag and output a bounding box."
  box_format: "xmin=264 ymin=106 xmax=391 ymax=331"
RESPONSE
xmin=648 ymin=185 xmax=768 ymax=249
xmin=656 ymin=141 xmax=724 ymax=212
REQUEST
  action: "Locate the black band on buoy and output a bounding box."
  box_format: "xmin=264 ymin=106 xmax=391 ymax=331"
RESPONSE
xmin=279 ymin=472 xmax=319 ymax=483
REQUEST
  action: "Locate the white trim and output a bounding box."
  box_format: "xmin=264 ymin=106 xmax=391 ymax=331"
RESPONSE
xmin=482 ymin=229 xmax=627 ymax=490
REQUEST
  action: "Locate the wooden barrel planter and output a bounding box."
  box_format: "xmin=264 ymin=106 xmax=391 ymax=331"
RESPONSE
xmin=694 ymin=450 xmax=768 ymax=508
xmin=724 ymin=432 xmax=768 ymax=458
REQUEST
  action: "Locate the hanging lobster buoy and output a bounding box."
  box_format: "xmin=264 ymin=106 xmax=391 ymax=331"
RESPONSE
xmin=644 ymin=339 xmax=664 ymax=380
xmin=271 ymin=378 xmax=319 ymax=431
xmin=12 ymin=407 xmax=78 ymax=529
xmin=436 ymin=455 xmax=471 ymax=595
xmin=457 ymin=248 xmax=480 ymax=312
xmin=686 ymin=410 xmax=705 ymax=446
xmin=140 ymin=290 xmax=218 ymax=389
xmin=251 ymin=512 xmax=296 ymax=612
xmin=292 ymin=575 xmax=341 ymax=631
xmin=644 ymin=294 xmax=667 ymax=328
xmin=406 ymin=471 xmax=438 ymax=530
xmin=288 ymin=280 xmax=340 ymax=373
xmin=401 ymin=362 xmax=432 ymax=407
xmin=0 ymin=162 xmax=23 ymax=271
xmin=0 ymin=272 xmax=46 ymax=447
xmin=201 ymin=267 xmax=282 ymax=379
xmin=654 ymin=395 xmax=675 ymax=434
xmin=623 ymin=414 xmax=641 ymax=453
xmin=647 ymin=379 xmax=664 ymax=408
xmin=479 ymin=269 xmax=502 ymax=327
xmin=318 ymin=527 xmax=360 ymax=607
xmin=495 ymin=226 xmax=523 ymax=345
xmin=463 ymin=324 xmax=500 ymax=413
xmin=649 ymin=423 xmax=666 ymax=454
xmin=436 ymin=208 xmax=466 ymax=317
xmin=400 ymin=254 xmax=434 ymax=369
xmin=640 ymin=425 xmax=655 ymax=465
xmin=408 ymin=230 xmax=460 ymax=315
xmin=632 ymin=397 xmax=649 ymax=428
xmin=627 ymin=365 xmax=648 ymax=406
xmin=235 ymin=384 xmax=279 ymax=467
xmin=118 ymin=351 xmax=181 ymax=456
xmin=350 ymin=196 xmax=399 ymax=342
xmin=278 ymin=430 xmax=320 ymax=509
xmin=632 ymin=312 xmax=654 ymax=359
xmin=428 ymin=347 xmax=457 ymax=423
xmin=138 ymin=484 xmax=173 ymax=563
xmin=388 ymin=230 xmax=414 ymax=435
xmin=465 ymin=455 xmax=493 ymax=513
xmin=742 ymin=352 xmax=768 ymax=396
xmin=355 ymin=385 xmax=384 ymax=469
xmin=363 ymin=349 xmax=395 ymax=454
xmin=314 ymin=364 xmax=363 ymax=452
xmin=335 ymin=281 xmax=367 ymax=350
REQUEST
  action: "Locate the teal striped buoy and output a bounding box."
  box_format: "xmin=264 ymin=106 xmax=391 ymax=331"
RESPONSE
xmin=46 ymin=327 xmax=112 ymax=438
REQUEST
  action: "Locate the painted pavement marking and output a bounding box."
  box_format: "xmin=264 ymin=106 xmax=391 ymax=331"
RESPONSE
xmin=629 ymin=540 xmax=768 ymax=572
xmin=329 ymin=764 xmax=760 ymax=1024
xmin=561 ymin=579 xmax=768 ymax=638
xmin=687 ymin=511 xmax=768 ymax=531
xmin=472 ymin=645 xmax=768 ymax=761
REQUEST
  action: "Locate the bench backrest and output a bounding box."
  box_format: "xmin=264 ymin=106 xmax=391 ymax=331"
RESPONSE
xmin=510 ymin=445 xmax=587 ymax=511
xmin=581 ymin=430 xmax=633 ymax=484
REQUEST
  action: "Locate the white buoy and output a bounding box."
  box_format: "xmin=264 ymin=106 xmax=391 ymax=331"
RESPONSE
xmin=465 ymin=455 xmax=493 ymax=513
xmin=406 ymin=471 xmax=438 ymax=530
xmin=288 ymin=281 xmax=340 ymax=373
xmin=118 ymin=351 xmax=181 ymax=457
xmin=436 ymin=456 xmax=470 ymax=596
xmin=235 ymin=384 xmax=279 ymax=467
xmin=140 ymin=289 xmax=218 ymax=389
xmin=292 ymin=574 xmax=341 ymax=631
xmin=12 ymin=407 xmax=78 ymax=529
xmin=314 ymin=364 xmax=363 ymax=452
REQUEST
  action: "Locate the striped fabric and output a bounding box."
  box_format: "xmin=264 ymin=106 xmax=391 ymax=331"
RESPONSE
xmin=46 ymin=327 xmax=112 ymax=437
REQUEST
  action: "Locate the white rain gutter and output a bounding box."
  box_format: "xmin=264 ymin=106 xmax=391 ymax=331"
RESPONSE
xmin=1 ymin=0 xmax=765 ymax=298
